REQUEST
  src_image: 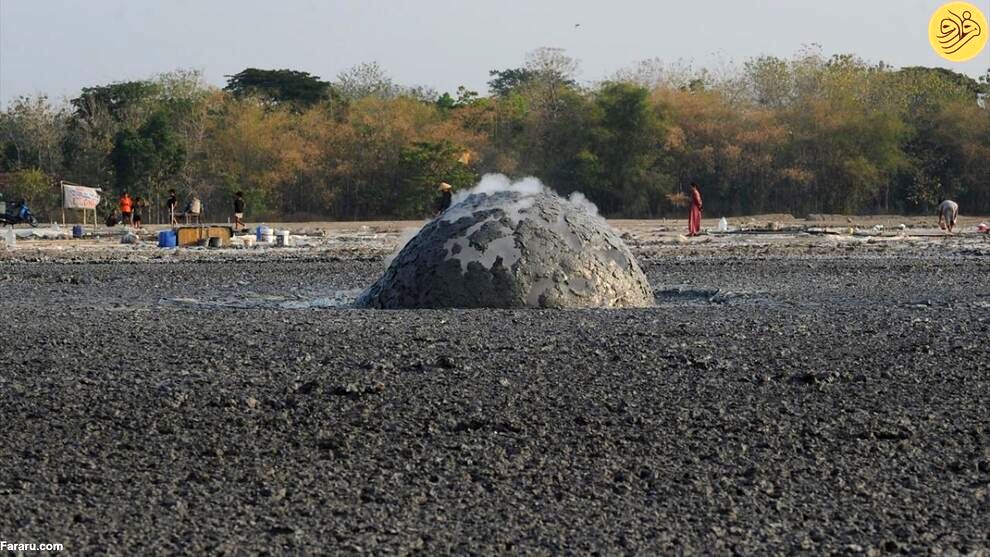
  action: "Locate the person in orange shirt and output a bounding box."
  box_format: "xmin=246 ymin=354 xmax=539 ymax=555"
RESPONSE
xmin=119 ymin=192 xmax=133 ymax=226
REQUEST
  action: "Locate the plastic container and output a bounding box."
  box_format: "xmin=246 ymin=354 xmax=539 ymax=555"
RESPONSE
xmin=242 ymin=236 xmax=256 ymax=248
xmin=275 ymin=230 xmax=291 ymax=247
xmin=157 ymin=230 xmax=177 ymax=248
xmin=256 ymin=225 xmax=271 ymax=241
xmin=261 ymin=230 xmax=274 ymax=244
xmin=72 ymin=225 xmax=84 ymax=238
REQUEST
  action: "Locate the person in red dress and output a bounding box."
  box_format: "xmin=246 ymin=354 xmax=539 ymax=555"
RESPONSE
xmin=687 ymin=182 xmax=703 ymax=236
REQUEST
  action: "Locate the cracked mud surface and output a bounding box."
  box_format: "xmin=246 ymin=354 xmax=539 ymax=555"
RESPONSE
xmin=1 ymin=236 xmax=988 ymax=554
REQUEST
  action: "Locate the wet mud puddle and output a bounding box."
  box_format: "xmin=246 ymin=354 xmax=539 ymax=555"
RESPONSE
xmin=161 ymin=285 xmax=781 ymax=310
xmin=653 ymin=285 xmax=778 ymax=306
xmin=160 ymin=289 xmax=364 ymax=310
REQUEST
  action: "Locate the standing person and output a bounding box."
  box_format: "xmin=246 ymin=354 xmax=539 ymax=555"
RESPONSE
xmin=232 ymin=191 xmax=246 ymax=231
xmin=433 ymin=182 xmax=453 ymax=216
xmin=937 ymin=198 xmax=959 ymax=235
xmin=166 ymin=189 xmax=179 ymax=227
xmin=687 ymin=182 xmax=703 ymax=237
xmin=119 ymin=192 xmax=133 ymax=226
xmin=132 ymin=196 xmax=147 ymax=229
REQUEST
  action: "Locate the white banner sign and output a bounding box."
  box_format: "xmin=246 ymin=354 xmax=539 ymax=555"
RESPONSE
xmin=62 ymin=183 xmax=101 ymax=209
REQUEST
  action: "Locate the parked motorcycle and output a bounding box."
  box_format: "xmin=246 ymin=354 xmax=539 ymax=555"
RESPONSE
xmin=1 ymin=202 xmax=39 ymax=227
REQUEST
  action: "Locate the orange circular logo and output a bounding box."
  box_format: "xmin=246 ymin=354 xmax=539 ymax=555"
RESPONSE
xmin=929 ymin=2 xmax=988 ymax=61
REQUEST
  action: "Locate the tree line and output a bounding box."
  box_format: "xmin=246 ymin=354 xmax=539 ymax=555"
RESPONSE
xmin=1 ymin=47 xmax=988 ymax=221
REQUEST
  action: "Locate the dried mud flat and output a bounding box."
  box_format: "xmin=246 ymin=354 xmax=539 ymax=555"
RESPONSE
xmin=1 ymin=221 xmax=989 ymax=554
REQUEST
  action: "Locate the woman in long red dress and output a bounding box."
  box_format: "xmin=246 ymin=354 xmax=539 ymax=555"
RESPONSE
xmin=687 ymin=182 xmax=703 ymax=236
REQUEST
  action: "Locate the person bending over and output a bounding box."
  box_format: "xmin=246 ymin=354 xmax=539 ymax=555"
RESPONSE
xmin=937 ymin=198 xmax=959 ymax=235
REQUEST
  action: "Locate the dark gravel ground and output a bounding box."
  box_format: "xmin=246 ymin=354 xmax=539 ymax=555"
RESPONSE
xmin=1 ymin=249 xmax=988 ymax=555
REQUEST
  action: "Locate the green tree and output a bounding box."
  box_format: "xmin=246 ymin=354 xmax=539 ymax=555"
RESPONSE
xmin=743 ymin=56 xmax=794 ymax=108
xmin=487 ymin=68 xmax=537 ymax=97
xmin=436 ymin=86 xmax=480 ymax=111
xmin=784 ymin=98 xmax=907 ymax=214
xmin=897 ymin=99 xmax=990 ymax=211
xmin=64 ymin=80 xmax=162 ymax=188
xmin=110 ymin=111 xmax=186 ymax=199
xmin=897 ymin=67 xmax=983 ymax=98
xmin=5 ymin=169 xmax=60 ymax=219
xmin=873 ymin=66 xmax=983 ymax=211
xmin=333 ymin=62 xmax=398 ymax=101
xmin=515 ymin=87 xmax=595 ymax=194
xmin=0 ymin=96 xmax=66 ymax=173
xmin=588 ymin=82 xmax=669 ymax=215
xmin=224 ymin=68 xmax=332 ymax=108
xmin=501 ymin=49 xmax=590 ymax=194
xmin=71 ymin=81 xmax=160 ymax=123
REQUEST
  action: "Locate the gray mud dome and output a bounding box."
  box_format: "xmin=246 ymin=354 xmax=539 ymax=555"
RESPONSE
xmin=358 ymin=191 xmax=653 ymax=308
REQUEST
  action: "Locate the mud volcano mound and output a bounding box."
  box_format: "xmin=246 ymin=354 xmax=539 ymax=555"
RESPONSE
xmin=357 ymin=191 xmax=654 ymax=309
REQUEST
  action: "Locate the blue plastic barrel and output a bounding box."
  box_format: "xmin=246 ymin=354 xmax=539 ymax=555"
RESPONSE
xmin=72 ymin=225 xmax=84 ymax=238
xmin=158 ymin=230 xmax=177 ymax=248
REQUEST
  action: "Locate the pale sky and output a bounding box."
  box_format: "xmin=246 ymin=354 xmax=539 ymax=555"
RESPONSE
xmin=1 ymin=0 xmax=988 ymax=106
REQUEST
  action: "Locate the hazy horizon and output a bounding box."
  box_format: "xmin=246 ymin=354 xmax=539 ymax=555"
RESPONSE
xmin=2 ymin=0 xmax=988 ymax=106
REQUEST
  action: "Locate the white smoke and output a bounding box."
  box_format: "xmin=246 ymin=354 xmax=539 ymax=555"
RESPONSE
xmin=450 ymin=174 xmax=545 ymax=204
xmin=565 ymin=191 xmax=599 ymax=218
xmin=449 ymin=173 xmax=600 ymax=217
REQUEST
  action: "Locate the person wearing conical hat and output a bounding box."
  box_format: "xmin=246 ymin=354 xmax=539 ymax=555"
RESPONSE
xmin=433 ymin=182 xmax=453 ymax=216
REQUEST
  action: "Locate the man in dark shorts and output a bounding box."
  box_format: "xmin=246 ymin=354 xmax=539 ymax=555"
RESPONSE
xmin=233 ymin=191 xmax=246 ymax=231
xmin=119 ymin=192 xmax=133 ymax=225
xmin=166 ymin=189 xmax=178 ymax=226
xmin=132 ymin=196 xmax=147 ymax=229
